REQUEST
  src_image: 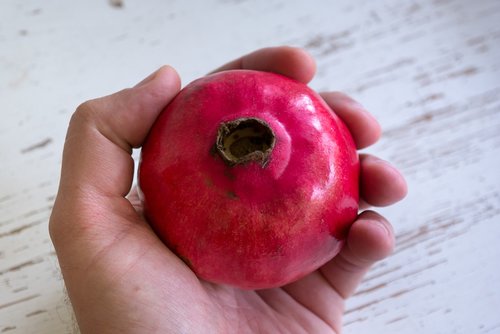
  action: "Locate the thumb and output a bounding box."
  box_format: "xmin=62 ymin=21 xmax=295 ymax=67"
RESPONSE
xmin=59 ymin=65 xmax=181 ymax=198
xmin=50 ymin=65 xmax=180 ymax=258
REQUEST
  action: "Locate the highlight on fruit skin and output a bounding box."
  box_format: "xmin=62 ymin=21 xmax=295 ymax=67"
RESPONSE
xmin=138 ymin=69 xmax=359 ymax=289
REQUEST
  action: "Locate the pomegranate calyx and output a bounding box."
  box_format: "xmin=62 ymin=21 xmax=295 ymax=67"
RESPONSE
xmin=215 ymin=117 xmax=275 ymax=167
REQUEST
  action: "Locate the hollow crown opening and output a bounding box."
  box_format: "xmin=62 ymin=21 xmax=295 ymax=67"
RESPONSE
xmin=215 ymin=117 xmax=275 ymax=167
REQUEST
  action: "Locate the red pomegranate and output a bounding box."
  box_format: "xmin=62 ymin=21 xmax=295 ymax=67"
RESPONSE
xmin=138 ymin=70 xmax=359 ymax=289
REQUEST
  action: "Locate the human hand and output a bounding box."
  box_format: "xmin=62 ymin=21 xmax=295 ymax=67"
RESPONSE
xmin=49 ymin=46 xmax=407 ymax=334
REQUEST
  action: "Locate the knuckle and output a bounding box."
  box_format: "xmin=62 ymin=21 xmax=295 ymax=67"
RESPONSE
xmin=72 ymin=99 xmax=98 ymax=124
xmin=67 ymin=99 xmax=103 ymax=135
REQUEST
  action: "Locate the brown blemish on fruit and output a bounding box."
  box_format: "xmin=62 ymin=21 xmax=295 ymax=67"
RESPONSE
xmin=223 ymin=168 xmax=236 ymax=181
xmin=204 ymin=178 xmax=214 ymax=187
xmin=227 ymin=191 xmax=238 ymax=199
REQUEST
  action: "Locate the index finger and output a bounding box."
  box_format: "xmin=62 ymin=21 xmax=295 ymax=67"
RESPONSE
xmin=321 ymin=91 xmax=381 ymax=150
xmin=210 ymin=46 xmax=317 ymax=84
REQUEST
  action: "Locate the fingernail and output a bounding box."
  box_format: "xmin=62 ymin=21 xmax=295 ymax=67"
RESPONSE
xmin=349 ymin=100 xmax=367 ymax=112
xmin=338 ymin=94 xmax=366 ymax=112
xmin=134 ymin=66 xmax=166 ymax=87
xmin=359 ymin=210 xmax=392 ymax=237
xmin=366 ymin=155 xmax=390 ymax=166
xmin=372 ymin=218 xmax=392 ymax=238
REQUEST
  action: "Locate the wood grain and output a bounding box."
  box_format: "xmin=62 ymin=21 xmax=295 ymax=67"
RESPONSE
xmin=1 ymin=0 xmax=499 ymax=333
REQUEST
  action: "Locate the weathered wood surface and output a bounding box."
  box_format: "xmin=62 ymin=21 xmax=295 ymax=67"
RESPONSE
xmin=1 ymin=0 xmax=499 ymax=333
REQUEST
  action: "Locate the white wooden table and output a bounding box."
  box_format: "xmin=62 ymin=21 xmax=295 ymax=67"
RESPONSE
xmin=1 ymin=0 xmax=499 ymax=333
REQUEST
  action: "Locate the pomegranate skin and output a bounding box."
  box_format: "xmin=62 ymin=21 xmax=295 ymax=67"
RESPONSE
xmin=138 ymin=70 xmax=359 ymax=289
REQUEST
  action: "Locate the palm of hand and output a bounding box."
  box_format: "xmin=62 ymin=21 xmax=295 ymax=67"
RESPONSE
xmin=50 ymin=47 xmax=406 ymax=334
xmin=97 ymin=191 xmax=346 ymax=333
xmin=76 ymin=195 xmax=342 ymax=333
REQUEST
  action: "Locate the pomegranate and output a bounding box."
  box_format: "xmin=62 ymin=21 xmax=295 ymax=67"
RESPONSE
xmin=138 ymin=70 xmax=359 ymax=289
